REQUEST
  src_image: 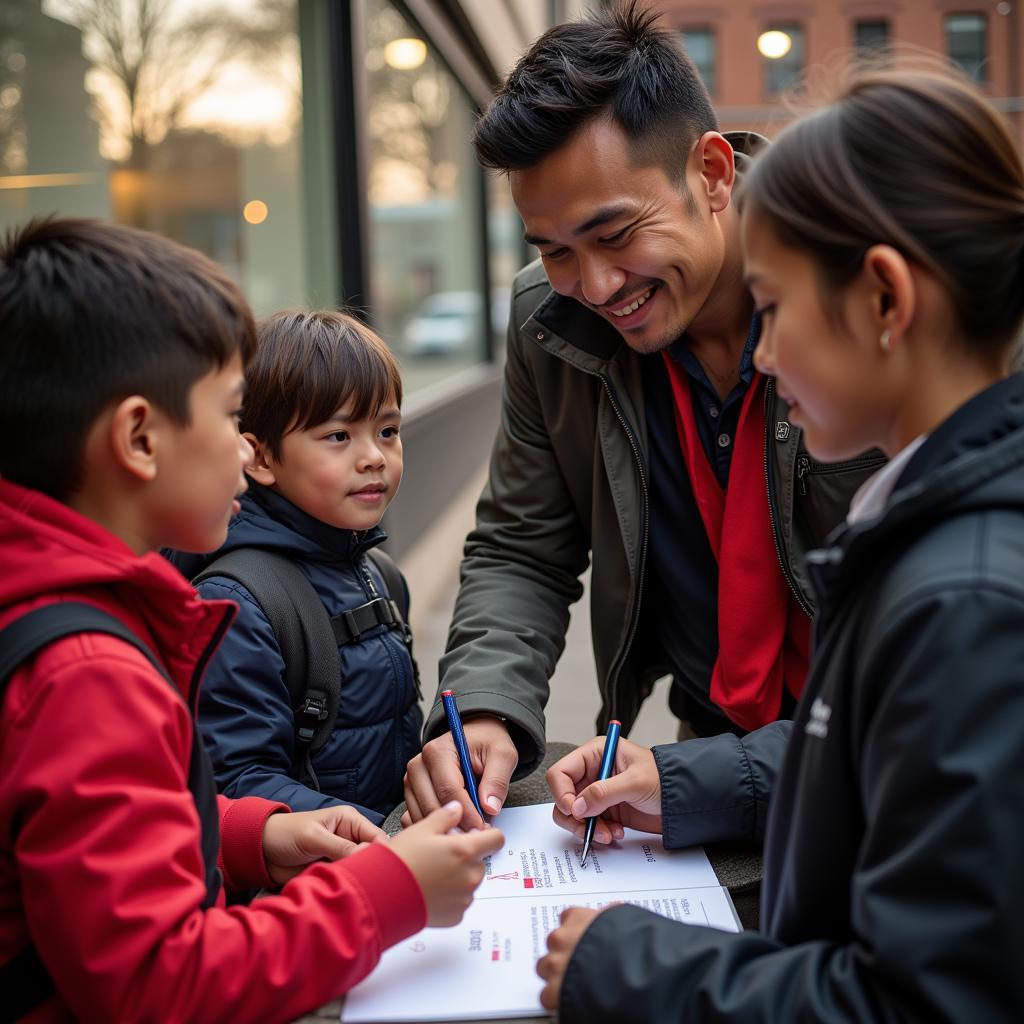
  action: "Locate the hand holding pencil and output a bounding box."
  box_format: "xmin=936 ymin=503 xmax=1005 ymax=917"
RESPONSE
xmin=545 ymin=732 xmax=665 ymax=846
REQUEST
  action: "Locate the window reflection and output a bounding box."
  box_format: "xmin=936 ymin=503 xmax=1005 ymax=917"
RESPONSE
xmin=487 ymin=169 xmax=530 ymax=358
xmin=365 ymin=0 xmax=488 ymax=395
xmin=2 ymin=0 xmax=516 ymax=395
xmin=0 ymin=0 xmax=334 ymax=314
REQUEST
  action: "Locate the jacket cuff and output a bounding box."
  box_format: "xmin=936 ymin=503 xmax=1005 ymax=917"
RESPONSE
xmin=423 ymin=691 xmax=546 ymax=780
xmin=218 ymin=795 xmax=290 ymax=891
xmin=655 ymin=720 xmax=791 ymax=848
xmin=654 ymin=736 xmax=754 ymax=848
xmin=340 ymin=843 xmax=428 ymax=949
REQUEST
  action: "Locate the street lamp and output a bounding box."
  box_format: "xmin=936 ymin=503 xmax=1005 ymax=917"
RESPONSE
xmin=757 ymin=30 xmax=793 ymax=59
xmin=384 ymin=38 xmax=428 ymax=71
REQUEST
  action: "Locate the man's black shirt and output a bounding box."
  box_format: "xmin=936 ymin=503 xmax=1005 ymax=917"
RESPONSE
xmin=640 ymin=319 xmax=768 ymax=733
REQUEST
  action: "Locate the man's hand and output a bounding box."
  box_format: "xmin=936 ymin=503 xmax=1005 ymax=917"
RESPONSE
xmin=403 ymin=715 xmax=519 ymax=829
xmin=388 ymin=802 xmax=505 ymax=926
xmin=262 ymin=806 xmax=387 ymax=885
xmin=536 ymin=907 xmax=602 ymax=1011
xmin=546 ymin=735 xmax=663 ymax=844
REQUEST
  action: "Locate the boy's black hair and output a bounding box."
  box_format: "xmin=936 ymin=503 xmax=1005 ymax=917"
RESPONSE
xmin=472 ymin=1 xmax=718 ymax=183
xmin=0 ymin=217 xmax=256 ymax=500
xmin=242 ymin=309 xmax=403 ymax=460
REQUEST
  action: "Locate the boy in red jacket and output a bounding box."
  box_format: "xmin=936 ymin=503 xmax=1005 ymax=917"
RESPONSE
xmin=0 ymin=218 xmax=503 ymax=1022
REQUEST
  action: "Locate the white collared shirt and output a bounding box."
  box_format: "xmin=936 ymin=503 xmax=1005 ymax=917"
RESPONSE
xmin=847 ymin=435 xmax=928 ymax=526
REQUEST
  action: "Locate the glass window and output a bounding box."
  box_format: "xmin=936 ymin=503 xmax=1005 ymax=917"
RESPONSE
xmin=761 ymin=24 xmax=805 ymax=95
xmin=854 ymin=19 xmax=889 ymax=58
xmin=0 ymin=0 xmax=336 ymax=315
xmin=946 ymin=13 xmax=987 ymax=82
xmin=364 ymin=0 xmax=488 ymax=395
xmin=486 ymin=172 xmax=533 ymax=359
xmin=680 ymin=27 xmax=716 ymax=96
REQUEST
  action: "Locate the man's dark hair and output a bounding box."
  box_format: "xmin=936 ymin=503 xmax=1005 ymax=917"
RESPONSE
xmin=472 ymin=1 xmax=718 ymax=181
xmin=242 ymin=309 xmax=403 ymax=460
xmin=0 ymin=217 xmax=256 ymax=500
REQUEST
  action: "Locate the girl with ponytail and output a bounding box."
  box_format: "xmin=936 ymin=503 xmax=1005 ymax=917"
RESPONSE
xmin=538 ymin=68 xmax=1024 ymax=1022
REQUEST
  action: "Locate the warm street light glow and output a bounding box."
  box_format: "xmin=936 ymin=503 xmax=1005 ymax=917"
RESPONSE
xmin=758 ymin=30 xmax=793 ymax=59
xmin=384 ymin=37 xmax=427 ymax=70
xmin=243 ymin=199 xmax=268 ymax=224
xmin=0 ymin=172 xmax=101 ymax=190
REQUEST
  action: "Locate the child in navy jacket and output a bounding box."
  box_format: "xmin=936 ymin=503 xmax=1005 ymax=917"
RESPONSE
xmin=195 ymin=310 xmax=421 ymax=823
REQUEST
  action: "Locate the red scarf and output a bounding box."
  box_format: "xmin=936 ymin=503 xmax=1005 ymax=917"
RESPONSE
xmin=661 ymin=353 xmax=810 ymax=730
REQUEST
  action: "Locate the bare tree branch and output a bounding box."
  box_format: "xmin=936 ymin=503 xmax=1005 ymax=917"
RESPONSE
xmin=50 ymin=0 xmax=293 ymax=161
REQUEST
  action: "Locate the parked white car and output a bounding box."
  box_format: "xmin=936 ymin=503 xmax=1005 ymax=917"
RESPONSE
xmin=402 ymin=289 xmax=510 ymax=356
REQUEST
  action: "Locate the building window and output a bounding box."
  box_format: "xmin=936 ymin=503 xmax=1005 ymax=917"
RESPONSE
xmin=486 ymin=172 xmax=530 ymax=360
xmin=0 ymin=1 xmax=337 ymax=315
xmin=364 ymin=0 xmax=490 ymax=395
xmin=854 ymin=19 xmax=890 ymax=58
xmin=946 ymin=13 xmax=987 ymax=82
xmin=760 ymin=24 xmax=805 ymax=95
xmin=680 ymin=27 xmax=716 ymax=96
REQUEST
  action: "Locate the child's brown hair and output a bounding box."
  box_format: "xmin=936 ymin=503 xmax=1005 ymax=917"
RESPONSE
xmin=242 ymin=309 xmax=403 ymax=458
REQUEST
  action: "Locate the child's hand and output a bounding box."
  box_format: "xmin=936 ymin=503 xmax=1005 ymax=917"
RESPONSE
xmin=388 ymin=802 xmax=504 ymax=926
xmin=546 ymin=735 xmax=663 ymax=843
xmin=262 ymin=806 xmax=387 ymax=885
xmin=536 ymin=906 xmax=602 ymax=1010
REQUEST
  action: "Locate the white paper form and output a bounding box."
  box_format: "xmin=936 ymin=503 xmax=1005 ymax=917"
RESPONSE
xmin=341 ymin=804 xmax=740 ymax=1023
xmin=475 ymin=803 xmax=719 ymax=898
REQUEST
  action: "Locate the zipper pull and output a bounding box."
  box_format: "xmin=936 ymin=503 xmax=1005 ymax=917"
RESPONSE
xmin=796 ymin=455 xmax=810 ymax=496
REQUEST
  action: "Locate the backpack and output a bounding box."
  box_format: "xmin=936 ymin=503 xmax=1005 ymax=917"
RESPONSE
xmin=192 ymin=546 xmax=420 ymax=789
xmin=0 ymin=602 xmax=222 ymax=1020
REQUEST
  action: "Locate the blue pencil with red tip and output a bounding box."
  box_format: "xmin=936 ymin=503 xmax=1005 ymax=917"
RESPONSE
xmin=579 ymin=720 xmax=622 ymax=868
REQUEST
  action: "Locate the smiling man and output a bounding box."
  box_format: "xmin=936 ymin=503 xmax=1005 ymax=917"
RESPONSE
xmin=403 ymin=2 xmax=883 ymax=828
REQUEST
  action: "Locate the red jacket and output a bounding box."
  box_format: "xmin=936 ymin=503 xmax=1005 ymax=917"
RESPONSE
xmin=0 ymin=480 xmax=426 ymax=1022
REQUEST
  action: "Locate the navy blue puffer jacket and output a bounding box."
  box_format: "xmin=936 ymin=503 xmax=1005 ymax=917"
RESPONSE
xmin=194 ymin=483 xmax=422 ymax=824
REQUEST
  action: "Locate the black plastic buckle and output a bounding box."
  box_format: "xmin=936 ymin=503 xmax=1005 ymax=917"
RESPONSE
xmin=342 ymin=608 xmax=361 ymax=641
xmin=296 ymin=693 xmax=329 ymax=743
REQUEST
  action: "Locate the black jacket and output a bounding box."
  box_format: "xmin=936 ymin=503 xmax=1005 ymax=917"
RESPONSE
xmin=561 ymin=373 xmax=1024 ymax=1022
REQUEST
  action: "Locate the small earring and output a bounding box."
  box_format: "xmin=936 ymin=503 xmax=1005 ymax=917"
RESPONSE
xmin=879 ymin=328 xmax=892 ymax=352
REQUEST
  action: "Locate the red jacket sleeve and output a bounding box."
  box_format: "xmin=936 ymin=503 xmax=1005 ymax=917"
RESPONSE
xmin=216 ymin=793 xmax=288 ymax=891
xmin=0 ymin=638 xmax=427 ymax=1023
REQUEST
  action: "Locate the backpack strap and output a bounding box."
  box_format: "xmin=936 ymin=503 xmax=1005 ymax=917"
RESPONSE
xmin=366 ymin=547 xmax=421 ymax=699
xmin=194 ymin=549 xmax=341 ymax=787
xmin=0 ymin=602 xmax=223 ymax=1020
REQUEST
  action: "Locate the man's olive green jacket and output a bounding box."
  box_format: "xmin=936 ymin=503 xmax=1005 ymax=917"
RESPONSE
xmin=423 ymin=263 xmax=883 ymax=778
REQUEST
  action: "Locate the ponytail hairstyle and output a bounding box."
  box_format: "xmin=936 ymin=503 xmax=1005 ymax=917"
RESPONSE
xmin=742 ymin=68 xmax=1024 ymax=353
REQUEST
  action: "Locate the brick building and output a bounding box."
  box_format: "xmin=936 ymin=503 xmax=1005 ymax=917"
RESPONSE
xmin=642 ymin=0 xmax=1024 ymax=141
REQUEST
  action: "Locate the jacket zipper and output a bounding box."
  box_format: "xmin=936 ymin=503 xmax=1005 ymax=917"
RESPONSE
xmin=355 ymin=555 xmax=379 ymax=600
xmin=529 ymin=333 xmax=648 ymax=723
xmin=189 ymin=607 xmax=236 ymax=714
xmin=796 ymin=453 xmax=886 ymax=496
xmin=356 ymin=552 xmax=421 ymax=792
xmin=598 ymin=374 xmax=650 ymax=722
xmin=764 ymin=376 xmax=813 ymax=618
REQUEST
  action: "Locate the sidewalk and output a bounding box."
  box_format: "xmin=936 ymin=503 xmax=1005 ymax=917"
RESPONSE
xmin=398 ymin=463 xmax=678 ymax=750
